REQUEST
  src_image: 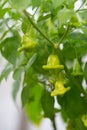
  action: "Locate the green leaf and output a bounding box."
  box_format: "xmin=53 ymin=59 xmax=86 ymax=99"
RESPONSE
xmin=12 ymin=67 xmax=23 ymax=100
xmin=9 ymin=0 xmax=31 ymax=11
xmin=1 ymin=36 xmax=21 ymax=64
xmin=13 ymin=67 xmax=23 ymax=80
xmin=25 ymin=83 xmax=44 ymax=124
xmin=21 ymin=86 xmax=30 ymax=107
xmin=24 ymin=67 xmax=38 ymax=88
xmin=84 ymin=62 xmax=87 ymax=83
xmin=25 ymin=53 xmax=37 ymax=71
xmin=8 ymin=10 xmax=21 ymax=20
xmin=41 ymin=90 xmax=54 ymax=120
xmin=0 ymin=8 xmax=9 ymax=19
xmin=22 ymin=17 xmax=31 ymax=33
xmin=12 ymin=79 xmax=21 ymax=100
xmin=25 ymin=101 xmax=42 ymax=124
xmin=58 ymin=8 xmax=74 ymax=28
xmin=0 ymin=63 xmax=13 ymax=82
xmin=38 ymin=13 xmax=51 ymax=22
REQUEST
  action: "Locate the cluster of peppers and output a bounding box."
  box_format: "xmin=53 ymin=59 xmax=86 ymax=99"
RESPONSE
xmin=42 ymin=54 xmax=70 ymax=96
xmin=18 ymin=34 xmax=86 ymax=127
xmin=17 ymin=34 xmax=83 ymax=92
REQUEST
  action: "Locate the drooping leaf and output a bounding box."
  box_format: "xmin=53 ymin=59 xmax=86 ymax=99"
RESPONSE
xmin=25 ymin=101 xmax=43 ymax=124
xmin=22 ymin=17 xmax=31 ymax=33
xmin=0 ymin=8 xmax=10 ymax=19
xmin=21 ymin=86 xmax=30 ymax=107
xmin=25 ymin=53 xmax=37 ymax=71
xmin=41 ymin=90 xmax=55 ymax=120
xmin=25 ymin=83 xmax=44 ymax=124
xmin=1 ymin=36 xmax=21 ymax=64
xmin=0 ymin=63 xmax=13 ymax=82
xmin=13 ymin=67 xmax=23 ymax=80
xmin=12 ymin=67 xmax=23 ymax=100
xmin=12 ymin=79 xmax=21 ymax=100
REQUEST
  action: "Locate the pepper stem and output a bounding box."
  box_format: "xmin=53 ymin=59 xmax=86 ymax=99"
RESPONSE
xmin=52 ymin=116 xmax=57 ymax=130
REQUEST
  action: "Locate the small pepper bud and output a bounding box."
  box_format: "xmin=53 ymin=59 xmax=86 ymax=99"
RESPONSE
xmin=18 ymin=35 xmax=36 ymax=52
xmin=42 ymin=54 xmax=64 ymax=70
xmin=51 ymin=81 xmax=70 ymax=96
xmin=82 ymin=114 xmax=87 ymax=127
xmin=70 ymin=14 xmax=81 ymax=27
xmin=72 ymin=59 xmax=83 ymax=76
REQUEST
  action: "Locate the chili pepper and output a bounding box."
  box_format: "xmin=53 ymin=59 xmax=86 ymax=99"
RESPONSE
xmin=18 ymin=35 xmax=37 ymax=52
xmin=51 ymin=81 xmax=70 ymax=96
xmin=42 ymin=54 xmax=64 ymax=70
xmin=72 ymin=59 xmax=83 ymax=76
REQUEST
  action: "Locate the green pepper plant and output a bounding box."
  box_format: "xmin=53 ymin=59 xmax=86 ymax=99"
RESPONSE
xmin=1 ymin=0 xmax=87 ymax=129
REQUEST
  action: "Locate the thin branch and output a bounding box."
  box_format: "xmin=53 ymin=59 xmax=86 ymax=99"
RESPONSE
xmin=33 ymin=7 xmax=39 ymax=16
xmin=23 ymin=10 xmax=54 ymax=46
xmin=77 ymin=8 xmax=87 ymax=12
xmin=75 ymin=0 xmax=86 ymax=12
xmin=58 ymin=25 xmax=70 ymax=45
xmin=26 ymin=7 xmax=39 ymax=34
xmin=52 ymin=117 xmax=57 ymax=130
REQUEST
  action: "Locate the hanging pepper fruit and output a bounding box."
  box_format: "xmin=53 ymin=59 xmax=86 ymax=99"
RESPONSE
xmin=42 ymin=54 xmax=64 ymax=70
xmin=18 ymin=34 xmax=37 ymax=52
xmin=82 ymin=114 xmax=87 ymax=127
xmin=51 ymin=81 xmax=70 ymax=96
xmin=72 ymin=59 xmax=83 ymax=76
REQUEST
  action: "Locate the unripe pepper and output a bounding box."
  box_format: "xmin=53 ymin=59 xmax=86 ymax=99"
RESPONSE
xmin=18 ymin=35 xmax=37 ymax=52
xmin=42 ymin=54 xmax=64 ymax=70
xmin=72 ymin=59 xmax=83 ymax=76
xmin=51 ymin=81 xmax=70 ymax=96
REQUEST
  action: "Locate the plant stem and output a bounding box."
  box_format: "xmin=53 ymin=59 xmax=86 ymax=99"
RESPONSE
xmin=23 ymin=10 xmax=54 ymax=46
xmin=52 ymin=117 xmax=57 ymax=130
xmin=75 ymin=0 xmax=86 ymax=12
xmin=24 ymin=9 xmax=87 ymax=98
xmin=58 ymin=25 xmax=70 ymax=45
